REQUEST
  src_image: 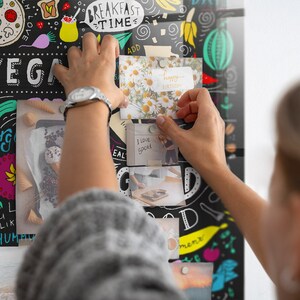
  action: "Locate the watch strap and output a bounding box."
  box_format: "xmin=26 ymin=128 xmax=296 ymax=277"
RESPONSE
xmin=64 ymin=87 xmax=112 ymax=123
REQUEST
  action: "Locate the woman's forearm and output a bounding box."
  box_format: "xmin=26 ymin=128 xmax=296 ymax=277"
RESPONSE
xmin=200 ymin=164 xmax=270 ymax=277
xmin=58 ymin=102 xmax=118 ymax=202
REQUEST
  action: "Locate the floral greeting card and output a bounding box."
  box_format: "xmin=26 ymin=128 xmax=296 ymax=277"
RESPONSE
xmin=119 ymin=56 xmax=202 ymax=120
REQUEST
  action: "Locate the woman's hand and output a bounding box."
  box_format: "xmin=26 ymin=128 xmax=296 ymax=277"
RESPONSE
xmin=156 ymin=88 xmax=227 ymax=177
xmin=53 ymin=33 xmax=127 ymax=109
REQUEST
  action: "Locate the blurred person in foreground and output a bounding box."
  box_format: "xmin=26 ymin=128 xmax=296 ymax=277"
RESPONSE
xmin=16 ymin=33 xmax=300 ymax=300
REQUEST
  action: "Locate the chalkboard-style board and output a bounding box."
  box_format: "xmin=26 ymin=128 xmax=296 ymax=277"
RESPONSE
xmin=0 ymin=1 xmax=244 ymax=299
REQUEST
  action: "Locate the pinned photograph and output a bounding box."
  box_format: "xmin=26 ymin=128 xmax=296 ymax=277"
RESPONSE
xmin=155 ymin=218 xmax=179 ymax=260
xmin=129 ymin=165 xmax=184 ymax=206
xmin=119 ymin=55 xmax=202 ymax=120
xmin=170 ymin=262 xmax=214 ymax=300
xmin=16 ymin=100 xmax=65 ymax=234
xmin=126 ymin=123 xmax=178 ymax=166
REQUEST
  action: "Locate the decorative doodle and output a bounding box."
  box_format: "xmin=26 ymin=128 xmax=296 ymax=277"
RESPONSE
xmin=200 ymin=203 xmax=225 ymax=221
xmin=62 ymin=2 xmax=70 ymax=11
xmin=59 ymin=11 xmax=79 ymax=43
xmin=203 ymin=73 xmax=218 ymax=85
xmin=0 ymin=100 xmax=16 ymax=118
xmin=203 ymin=242 xmax=220 ymax=262
xmin=198 ymin=11 xmax=216 ymax=33
xmin=221 ymin=96 xmax=233 ymax=110
xmin=0 ymin=153 xmax=15 ymax=200
xmin=136 ymin=24 xmax=151 ymax=41
xmin=212 ymin=260 xmax=238 ymax=292
xmin=224 ymin=235 xmax=237 ymax=254
xmin=156 ymin=0 xmax=181 ymax=12
xmin=180 ymin=8 xmax=197 ymax=48
xmin=36 ymin=21 xmax=44 ymax=29
xmin=113 ymin=32 xmax=132 ymax=50
xmin=37 ymin=0 xmax=60 ymax=20
xmin=203 ymin=22 xmax=234 ymax=71
xmin=20 ymin=31 xmax=56 ymax=49
xmin=179 ymin=223 xmax=228 ymax=255
xmin=0 ymin=0 xmax=25 ymax=47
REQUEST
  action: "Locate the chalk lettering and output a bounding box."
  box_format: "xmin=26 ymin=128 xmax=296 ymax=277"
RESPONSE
xmin=0 ymin=233 xmax=35 ymax=246
xmin=48 ymin=58 xmax=62 ymax=85
xmin=0 ymin=129 xmax=16 ymax=153
xmin=83 ymin=0 xmax=144 ymax=33
xmin=184 ymin=167 xmax=201 ymax=199
xmin=7 ymin=58 xmax=21 ymax=86
xmin=27 ymin=58 xmax=44 ymax=87
xmin=179 ymin=208 xmax=199 ymax=231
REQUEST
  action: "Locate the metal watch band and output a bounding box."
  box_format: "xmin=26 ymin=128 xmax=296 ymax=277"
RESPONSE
xmin=63 ymin=87 xmax=112 ymax=124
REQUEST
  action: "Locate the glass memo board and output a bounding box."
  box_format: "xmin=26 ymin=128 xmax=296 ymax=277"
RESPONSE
xmin=0 ymin=1 xmax=244 ymax=299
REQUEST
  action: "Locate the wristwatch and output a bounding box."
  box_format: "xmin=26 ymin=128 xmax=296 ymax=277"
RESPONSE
xmin=63 ymin=86 xmax=112 ymax=123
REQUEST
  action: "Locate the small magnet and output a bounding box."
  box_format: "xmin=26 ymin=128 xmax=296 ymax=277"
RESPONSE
xmin=159 ymin=59 xmax=168 ymax=68
xmin=59 ymin=105 xmax=65 ymax=114
xmin=181 ymin=266 xmax=189 ymax=275
xmin=148 ymin=124 xmax=158 ymax=133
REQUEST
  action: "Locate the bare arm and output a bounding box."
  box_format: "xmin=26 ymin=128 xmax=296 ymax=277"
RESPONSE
xmin=53 ymin=33 xmax=127 ymax=203
xmin=202 ymin=164 xmax=269 ymax=272
xmin=156 ymin=88 xmax=270 ymax=277
xmin=129 ymin=174 xmax=146 ymax=189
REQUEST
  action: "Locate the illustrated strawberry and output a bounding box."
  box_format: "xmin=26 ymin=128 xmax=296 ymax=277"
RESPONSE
xmin=36 ymin=21 xmax=44 ymax=29
xmin=62 ymin=2 xmax=71 ymax=11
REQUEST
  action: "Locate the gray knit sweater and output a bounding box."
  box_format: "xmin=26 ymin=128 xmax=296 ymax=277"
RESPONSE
xmin=16 ymin=189 xmax=185 ymax=300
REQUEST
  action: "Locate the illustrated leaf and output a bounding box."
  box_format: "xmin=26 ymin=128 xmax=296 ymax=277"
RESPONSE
xmin=7 ymin=177 xmax=16 ymax=183
xmin=5 ymin=171 xmax=14 ymax=179
xmin=113 ymin=32 xmax=132 ymax=50
xmin=45 ymin=5 xmax=53 ymax=14
xmin=9 ymin=163 xmax=15 ymax=174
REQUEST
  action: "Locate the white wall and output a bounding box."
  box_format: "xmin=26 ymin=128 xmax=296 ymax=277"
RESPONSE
xmin=245 ymin=0 xmax=300 ymax=299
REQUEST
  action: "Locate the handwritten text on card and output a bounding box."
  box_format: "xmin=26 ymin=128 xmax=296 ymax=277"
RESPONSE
xmin=151 ymin=67 xmax=194 ymax=93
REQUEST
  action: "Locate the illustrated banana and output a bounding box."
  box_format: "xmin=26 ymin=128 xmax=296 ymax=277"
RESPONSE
xmin=180 ymin=8 xmax=198 ymax=48
xmin=156 ymin=0 xmax=181 ymax=12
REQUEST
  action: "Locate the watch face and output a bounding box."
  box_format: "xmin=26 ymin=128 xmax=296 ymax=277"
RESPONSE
xmin=71 ymin=87 xmax=95 ymax=102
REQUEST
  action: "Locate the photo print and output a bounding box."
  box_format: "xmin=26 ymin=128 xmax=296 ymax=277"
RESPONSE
xmin=126 ymin=123 xmax=178 ymax=166
xmin=16 ymin=100 xmax=65 ymax=234
xmin=155 ymin=218 xmax=179 ymax=260
xmin=0 ymin=247 xmax=27 ymax=299
xmin=129 ymin=165 xmax=185 ymax=206
xmin=170 ymin=262 xmax=214 ymax=300
xmin=119 ymin=55 xmax=202 ymax=120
